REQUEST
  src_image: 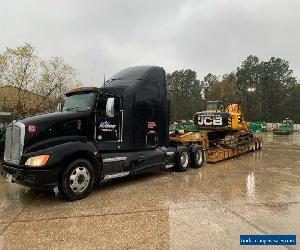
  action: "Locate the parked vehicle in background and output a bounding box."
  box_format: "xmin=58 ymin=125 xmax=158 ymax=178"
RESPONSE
xmin=273 ymin=118 xmax=294 ymax=135
xmin=249 ymin=121 xmax=267 ymax=134
xmin=0 ymin=112 xmax=12 ymax=155
xmin=169 ymin=120 xmax=199 ymax=133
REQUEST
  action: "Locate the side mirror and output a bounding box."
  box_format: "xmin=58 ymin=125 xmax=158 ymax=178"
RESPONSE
xmin=106 ymin=97 xmax=115 ymax=118
xmin=56 ymin=103 xmax=62 ymax=112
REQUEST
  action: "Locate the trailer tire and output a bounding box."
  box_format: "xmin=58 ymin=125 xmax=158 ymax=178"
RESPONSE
xmin=175 ymin=146 xmax=190 ymax=172
xmin=58 ymin=158 xmax=95 ymax=201
xmin=254 ymin=141 xmax=262 ymax=150
xmin=190 ymin=145 xmax=204 ymax=168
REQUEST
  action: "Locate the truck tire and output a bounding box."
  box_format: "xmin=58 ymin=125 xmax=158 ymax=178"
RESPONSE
xmin=175 ymin=146 xmax=190 ymax=172
xmin=58 ymin=158 xmax=95 ymax=201
xmin=190 ymin=145 xmax=204 ymax=168
xmin=257 ymin=141 xmax=262 ymax=150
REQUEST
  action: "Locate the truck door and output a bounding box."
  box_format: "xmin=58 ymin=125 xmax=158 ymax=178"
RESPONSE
xmin=95 ymin=95 xmax=127 ymax=175
xmin=96 ymin=95 xmax=122 ymax=142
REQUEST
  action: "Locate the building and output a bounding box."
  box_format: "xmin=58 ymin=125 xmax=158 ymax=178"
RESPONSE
xmin=0 ymin=85 xmax=53 ymax=117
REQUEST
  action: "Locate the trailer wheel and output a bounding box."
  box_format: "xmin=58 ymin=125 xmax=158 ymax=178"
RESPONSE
xmin=175 ymin=146 xmax=190 ymax=172
xmin=253 ymin=141 xmax=257 ymax=151
xmin=254 ymin=141 xmax=262 ymax=150
xmin=190 ymin=145 xmax=204 ymax=168
xmin=59 ymin=158 xmax=95 ymax=201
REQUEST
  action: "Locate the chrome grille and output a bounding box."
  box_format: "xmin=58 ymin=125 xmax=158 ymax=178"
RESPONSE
xmin=4 ymin=122 xmax=25 ymax=165
xmin=3 ymin=126 xmax=12 ymax=162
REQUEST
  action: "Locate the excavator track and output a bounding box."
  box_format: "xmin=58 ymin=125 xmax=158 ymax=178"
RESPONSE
xmin=221 ymin=132 xmax=252 ymax=148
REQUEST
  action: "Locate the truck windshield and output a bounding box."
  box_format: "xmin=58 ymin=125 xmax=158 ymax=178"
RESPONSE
xmin=63 ymin=92 xmax=96 ymax=111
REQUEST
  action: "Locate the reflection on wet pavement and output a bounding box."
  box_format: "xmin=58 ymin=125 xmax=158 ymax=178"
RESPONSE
xmin=0 ymin=132 xmax=299 ymax=249
xmin=246 ymin=171 xmax=255 ymax=200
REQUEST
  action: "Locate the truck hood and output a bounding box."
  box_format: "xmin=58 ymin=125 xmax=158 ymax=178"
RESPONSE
xmin=19 ymin=111 xmax=92 ymax=148
xmin=20 ymin=111 xmax=88 ymax=124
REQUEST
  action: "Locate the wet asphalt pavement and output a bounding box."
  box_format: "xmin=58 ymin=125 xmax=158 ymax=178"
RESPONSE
xmin=0 ymin=132 xmax=299 ymax=249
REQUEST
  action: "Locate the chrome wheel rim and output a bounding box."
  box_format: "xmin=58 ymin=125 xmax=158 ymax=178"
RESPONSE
xmin=196 ymin=151 xmax=203 ymax=165
xmin=69 ymin=166 xmax=90 ymax=193
xmin=180 ymin=152 xmax=189 ymax=168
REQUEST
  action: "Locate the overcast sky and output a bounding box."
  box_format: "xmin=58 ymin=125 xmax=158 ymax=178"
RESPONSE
xmin=1 ymin=0 xmax=299 ymax=86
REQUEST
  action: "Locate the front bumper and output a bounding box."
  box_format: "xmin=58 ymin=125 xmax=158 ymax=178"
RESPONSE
xmin=0 ymin=163 xmax=59 ymax=190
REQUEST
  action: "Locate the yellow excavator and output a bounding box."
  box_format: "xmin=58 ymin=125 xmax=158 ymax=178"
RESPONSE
xmin=193 ymin=100 xmax=252 ymax=148
xmin=169 ymin=100 xmax=262 ymax=163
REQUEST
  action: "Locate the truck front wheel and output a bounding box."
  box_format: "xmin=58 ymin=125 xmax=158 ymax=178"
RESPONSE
xmin=59 ymin=159 xmax=95 ymax=201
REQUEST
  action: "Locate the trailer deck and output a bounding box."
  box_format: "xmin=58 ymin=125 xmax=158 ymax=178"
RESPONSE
xmin=170 ymin=131 xmax=262 ymax=163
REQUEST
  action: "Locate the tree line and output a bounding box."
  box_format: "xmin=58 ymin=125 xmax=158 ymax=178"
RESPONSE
xmin=0 ymin=43 xmax=79 ymax=118
xmin=1 ymin=43 xmax=299 ymax=123
xmin=167 ymin=55 xmax=300 ymax=123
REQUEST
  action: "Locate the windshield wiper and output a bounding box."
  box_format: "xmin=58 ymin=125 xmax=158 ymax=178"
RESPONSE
xmin=65 ymin=106 xmax=79 ymax=111
xmin=65 ymin=106 xmax=91 ymax=111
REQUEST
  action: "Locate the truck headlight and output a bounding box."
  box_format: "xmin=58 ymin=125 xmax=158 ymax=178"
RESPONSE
xmin=25 ymin=155 xmax=49 ymax=167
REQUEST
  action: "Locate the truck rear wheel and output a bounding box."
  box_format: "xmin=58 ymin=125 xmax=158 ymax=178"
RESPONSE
xmin=59 ymin=158 xmax=95 ymax=201
xmin=190 ymin=145 xmax=204 ymax=168
xmin=175 ymin=146 xmax=190 ymax=172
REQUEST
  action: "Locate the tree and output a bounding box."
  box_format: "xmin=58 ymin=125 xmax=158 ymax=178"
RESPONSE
xmin=35 ymin=57 xmax=78 ymax=112
xmin=0 ymin=43 xmax=78 ymax=117
xmin=201 ymin=73 xmax=218 ymax=99
xmin=285 ymin=84 xmax=300 ymax=122
xmin=236 ymin=55 xmax=262 ymax=120
xmin=167 ymin=69 xmax=204 ymax=120
xmin=0 ymin=43 xmax=38 ymax=116
xmin=259 ymin=57 xmax=297 ymax=121
xmin=197 ymin=55 xmax=300 ymax=123
xmin=206 ymin=73 xmax=237 ymax=106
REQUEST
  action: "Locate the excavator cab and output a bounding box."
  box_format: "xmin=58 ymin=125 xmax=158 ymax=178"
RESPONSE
xmin=206 ymin=101 xmax=224 ymax=112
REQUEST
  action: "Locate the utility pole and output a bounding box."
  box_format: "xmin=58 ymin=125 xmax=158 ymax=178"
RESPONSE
xmin=247 ymin=87 xmax=256 ymax=121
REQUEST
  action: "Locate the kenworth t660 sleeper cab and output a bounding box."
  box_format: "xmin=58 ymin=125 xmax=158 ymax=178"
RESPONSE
xmin=1 ymin=66 xmax=199 ymax=200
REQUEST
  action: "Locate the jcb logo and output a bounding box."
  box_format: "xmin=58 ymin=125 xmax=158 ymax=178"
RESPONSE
xmin=198 ymin=116 xmax=222 ymax=126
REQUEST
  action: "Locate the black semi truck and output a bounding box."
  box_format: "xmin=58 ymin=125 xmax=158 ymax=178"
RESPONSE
xmin=1 ymin=66 xmax=204 ymax=200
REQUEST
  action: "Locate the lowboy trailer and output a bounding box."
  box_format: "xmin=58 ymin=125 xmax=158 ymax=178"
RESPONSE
xmin=169 ymin=130 xmax=262 ymax=163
